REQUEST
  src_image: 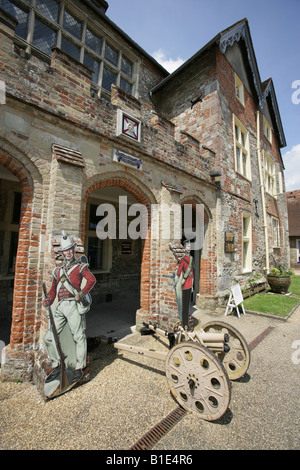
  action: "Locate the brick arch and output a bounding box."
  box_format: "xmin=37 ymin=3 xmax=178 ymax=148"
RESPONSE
xmin=0 ymin=152 xmax=35 ymax=349
xmin=82 ymin=174 xmax=156 ymax=312
xmin=180 ymin=197 xmax=215 ymax=297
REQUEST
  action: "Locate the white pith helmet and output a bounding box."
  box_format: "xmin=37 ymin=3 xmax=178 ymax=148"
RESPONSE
xmin=58 ymin=230 xmax=77 ymax=252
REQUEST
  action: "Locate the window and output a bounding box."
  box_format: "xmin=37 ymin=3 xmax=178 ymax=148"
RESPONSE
xmin=297 ymin=239 xmax=300 ymax=264
xmin=2 ymin=0 xmax=29 ymax=39
xmin=85 ymin=201 xmax=112 ymax=272
xmin=233 ymin=116 xmax=251 ymax=180
xmin=235 ymin=73 xmax=244 ymax=106
xmin=36 ymin=0 xmax=59 ymax=22
xmin=242 ymin=213 xmax=252 ymax=272
xmin=87 ymin=237 xmax=103 ymax=270
xmin=264 ymin=152 xmax=275 ymax=196
xmin=278 ymin=171 xmax=284 ymax=194
xmin=32 ymin=18 xmax=56 ymax=56
xmin=272 ymin=217 xmax=280 ymax=248
xmin=1 ymin=0 xmax=138 ymax=99
xmin=263 ymin=117 xmax=272 ymax=144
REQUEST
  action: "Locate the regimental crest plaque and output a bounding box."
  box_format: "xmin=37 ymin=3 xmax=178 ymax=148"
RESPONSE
xmin=117 ymin=110 xmax=141 ymax=143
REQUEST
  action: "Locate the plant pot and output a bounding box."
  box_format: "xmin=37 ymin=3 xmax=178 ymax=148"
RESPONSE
xmin=267 ymin=275 xmax=291 ymax=294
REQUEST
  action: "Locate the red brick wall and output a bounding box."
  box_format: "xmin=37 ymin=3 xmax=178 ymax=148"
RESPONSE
xmin=82 ymin=177 xmax=152 ymax=312
xmin=0 ymin=152 xmax=35 ymax=349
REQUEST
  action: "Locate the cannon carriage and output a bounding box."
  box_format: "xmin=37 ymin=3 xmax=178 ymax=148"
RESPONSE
xmin=110 ymin=316 xmax=250 ymax=422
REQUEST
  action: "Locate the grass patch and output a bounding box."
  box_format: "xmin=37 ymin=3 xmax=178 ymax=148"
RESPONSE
xmin=243 ymin=275 xmax=300 ymax=317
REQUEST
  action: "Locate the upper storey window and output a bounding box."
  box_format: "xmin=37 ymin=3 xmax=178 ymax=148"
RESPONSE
xmin=1 ymin=0 xmax=138 ymax=100
xmin=233 ymin=115 xmax=251 ymax=180
xmin=263 ymin=116 xmax=272 ymax=144
xmin=235 ymin=73 xmax=244 ymax=106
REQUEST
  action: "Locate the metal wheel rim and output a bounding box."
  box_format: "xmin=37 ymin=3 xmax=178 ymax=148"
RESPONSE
xmin=201 ymin=321 xmax=250 ymax=380
xmin=165 ymin=342 xmax=231 ymax=421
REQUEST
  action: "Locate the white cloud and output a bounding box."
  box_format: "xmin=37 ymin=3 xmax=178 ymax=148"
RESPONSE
xmin=152 ymin=49 xmax=185 ymax=73
xmin=283 ymin=144 xmax=300 ymax=191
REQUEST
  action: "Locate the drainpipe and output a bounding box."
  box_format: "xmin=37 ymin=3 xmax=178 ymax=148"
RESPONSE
xmin=256 ymin=110 xmax=269 ymax=273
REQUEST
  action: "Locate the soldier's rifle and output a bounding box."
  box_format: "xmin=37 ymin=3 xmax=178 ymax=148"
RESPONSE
xmin=42 ymin=282 xmax=70 ymax=392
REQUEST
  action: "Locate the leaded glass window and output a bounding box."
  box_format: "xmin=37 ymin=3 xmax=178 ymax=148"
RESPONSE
xmin=1 ymin=0 xmax=28 ymax=39
xmin=63 ymin=9 xmax=82 ymax=40
xmin=0 ymin=0 xmax=138 ymax=99
xmin=32 ymin=19 xmax=56 ymax=55
xmin=61 ymin=36 xmax=80 ymax=61
xmin=36 ymin=0 xmax=59 ymax=22
xmin=102 ymin=66 xmax=117 ymax=92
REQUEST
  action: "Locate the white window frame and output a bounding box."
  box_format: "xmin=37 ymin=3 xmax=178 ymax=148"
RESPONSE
xmin=263 ymin=116 xmax=272 ymax=144
xmin=242 ymin=213 xmax=252 ymax=273
xmin=272 ymin=217 xmax=280 ymax=248
xmin=264 ymin=151 xmax=276 ymax=196
xmin=297 ymin=239 xmax=300 ymax=264
xmin=235 ymin=73 xmax=245 ymax=106
xmin=233 ymin=116 xmax=251 ymax=180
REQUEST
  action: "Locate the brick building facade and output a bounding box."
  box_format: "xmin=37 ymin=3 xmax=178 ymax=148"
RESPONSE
xmin=0 ymin=1 xmax=288 ymax=383
xmin=287 ymin=190 xmax=300 ymax=269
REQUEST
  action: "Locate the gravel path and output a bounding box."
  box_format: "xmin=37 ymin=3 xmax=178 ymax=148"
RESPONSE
xmin=1 ymin=306 xmax=300 ymax=450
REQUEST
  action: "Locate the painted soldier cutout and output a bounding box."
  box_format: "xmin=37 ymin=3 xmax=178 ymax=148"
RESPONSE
xmin=174 ymin=240 xmax=194 ymax=328
xmin=43 ymin=231 xmax=96 ymax=398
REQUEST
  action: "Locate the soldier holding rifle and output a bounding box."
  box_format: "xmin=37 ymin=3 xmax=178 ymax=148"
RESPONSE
xmin=43 ymin=231 xmax=96 ymax=387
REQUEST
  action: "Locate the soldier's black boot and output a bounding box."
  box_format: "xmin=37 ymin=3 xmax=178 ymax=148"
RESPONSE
xmin=72 ymin=369 xmax=83 ymax=383
xmin=45 ymin=366 xmax=60 ymax=383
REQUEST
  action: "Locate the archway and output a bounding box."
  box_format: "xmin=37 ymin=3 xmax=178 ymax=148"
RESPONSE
xmin=181 ymin=199 xmax=210 ymax=304
xmin=0 ymin=155 xmax=34 ymax=351
xmin=0 ymin=165 xmax=22 ymax=347
xmin=82 ymin=175 xmax=154 ymax=338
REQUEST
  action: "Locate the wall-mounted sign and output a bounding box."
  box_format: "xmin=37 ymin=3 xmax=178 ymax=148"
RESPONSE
xmin=122 ymin=242 xmax=132 ymax=254
xmin=113 ymin=149 xmax=143 ymax=170
xmin=225 ymin=232 xmax=235 ymax=253
xmin=117 ymin=110 xmax=141 ymax=143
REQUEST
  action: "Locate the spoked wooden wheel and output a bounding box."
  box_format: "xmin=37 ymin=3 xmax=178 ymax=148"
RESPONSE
xmin=201 ymin=321 xmax=250 ymax=380
xmin=165 ymin=342 xmax=231 ymax=421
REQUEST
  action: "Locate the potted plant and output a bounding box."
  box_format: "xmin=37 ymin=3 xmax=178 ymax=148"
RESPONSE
xmin=267 ymin=264 xmax=292 ymax=294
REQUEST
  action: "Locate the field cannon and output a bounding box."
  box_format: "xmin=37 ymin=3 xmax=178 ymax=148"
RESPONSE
xmin=108 ymin=317 xmax=250 ymax=422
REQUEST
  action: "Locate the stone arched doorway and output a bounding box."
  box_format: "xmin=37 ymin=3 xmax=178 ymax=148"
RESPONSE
xmin=0 ymin=151 xmax=38 ymax=379
xmin=81 ymin=175 xmax=154 ymax=338
xmin=181 ymin=199 xmax=210 ymax=305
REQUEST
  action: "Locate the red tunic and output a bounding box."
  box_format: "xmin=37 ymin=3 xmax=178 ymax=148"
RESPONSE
xmin=47 ymin=262 xmax=96 ymax=305
xmin=177 ymin=255 xmax=193 ymax=290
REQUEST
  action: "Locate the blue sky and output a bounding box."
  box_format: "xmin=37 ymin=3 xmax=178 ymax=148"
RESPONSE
xmin=107 ymin=0 xmax=300 ymax=191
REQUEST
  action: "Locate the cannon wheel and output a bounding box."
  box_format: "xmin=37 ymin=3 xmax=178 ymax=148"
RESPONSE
xmin=165 ymin=342 xmax=231 ymax=421
xmin=201 ymin=321 xmax=250 ymax=380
